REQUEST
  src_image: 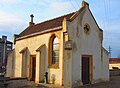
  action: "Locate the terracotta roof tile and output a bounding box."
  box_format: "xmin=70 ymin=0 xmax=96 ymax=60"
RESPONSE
xmin=18 ymin=12 xmax=75 ymax=38
xmin=109 ymin=58 xmax=120 ymax=63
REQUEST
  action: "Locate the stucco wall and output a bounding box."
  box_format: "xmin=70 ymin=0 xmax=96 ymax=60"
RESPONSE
xmin=14 ymin=30 xmax=63 ymax=85
xmin=12 ymin=3 xmax=109 ymax=87
xmin=67 ymin=6 xmax=104 ymax=86
xmin=109 ymin=63 xmax=120 ymax=69
xmin=102 ymin=48 xmax=109 ymax=81
xmin=6 ymin=50 xmax=15 ymax=77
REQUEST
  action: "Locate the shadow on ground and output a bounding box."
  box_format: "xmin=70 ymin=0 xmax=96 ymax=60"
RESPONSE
xmin=0 ymin=76 xmax=120 ymax=88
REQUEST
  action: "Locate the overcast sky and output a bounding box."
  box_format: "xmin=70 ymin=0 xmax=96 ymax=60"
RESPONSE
xmin=0 ymin=0 xmax=120 ymax=57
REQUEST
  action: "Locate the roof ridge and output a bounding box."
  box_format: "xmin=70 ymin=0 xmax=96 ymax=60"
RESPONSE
xmin=18 ymin=11 xmax=77 ymax=38
xmin=35 ymin=11 xmax=76 ymax=25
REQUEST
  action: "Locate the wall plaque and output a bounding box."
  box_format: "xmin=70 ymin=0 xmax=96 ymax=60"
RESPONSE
xmin=65 ymin=40 xmax=72 ymax=50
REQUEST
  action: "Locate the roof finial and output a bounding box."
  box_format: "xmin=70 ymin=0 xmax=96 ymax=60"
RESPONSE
xmin=29 ymin=14 xmax=35 ymax=26
xmin=30 ymin=14 xmax=34 ymax=23
xmin=82 ymin=0 xmax=89 ymax=7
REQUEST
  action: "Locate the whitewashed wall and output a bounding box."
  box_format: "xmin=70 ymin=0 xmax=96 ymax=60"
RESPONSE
xmin=102 ymin=48 xmax=109 ymax=81
xmin=65 ymin=5 xmax=107 ymax=87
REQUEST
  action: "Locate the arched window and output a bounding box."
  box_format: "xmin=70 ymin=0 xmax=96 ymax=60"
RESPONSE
xmin=49 ymin=34 xmax=59 ymax=68
xmin=52 ymin=36 xmax=59 ymax=64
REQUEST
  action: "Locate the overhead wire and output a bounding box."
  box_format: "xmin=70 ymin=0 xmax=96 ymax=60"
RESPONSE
xmin=103 ymin=0 xmax=112 ymax=54
xmin=74 ymin=0 xmax=80 ymax=8
xmin=108 ymin=0 xmax=112 ymax=55
xmin=105 ymin=0 xmax=112 ymax=52
xmin=69 ymin=0 xmax=77 ymax=10
xmin=108 ymin=0 xmax=112 ymax=41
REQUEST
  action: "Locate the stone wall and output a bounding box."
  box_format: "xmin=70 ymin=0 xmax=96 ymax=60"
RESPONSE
xmin=110 ymin=69 xmax=120 ymax=76
xmin=6 ymin=49 xmax=15 ymax=77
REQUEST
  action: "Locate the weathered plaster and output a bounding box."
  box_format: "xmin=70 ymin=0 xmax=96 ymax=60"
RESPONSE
xmin=14 ymin=30 xmax=63 ymax=85
xmin=7 ymin=1 xmax=109 ymax=88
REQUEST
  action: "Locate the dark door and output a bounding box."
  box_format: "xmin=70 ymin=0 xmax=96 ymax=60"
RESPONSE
xmin=30 ymin=56 xmax=36 ymax=81
xmin=82 ymin=56 xmax=90 ymax=85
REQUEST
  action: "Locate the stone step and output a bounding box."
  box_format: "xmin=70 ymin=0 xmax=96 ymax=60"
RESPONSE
xmin=38 ymin=83 xmax=64 ymax=88
xmin=27 ymin=81 xmax=37 ymax=86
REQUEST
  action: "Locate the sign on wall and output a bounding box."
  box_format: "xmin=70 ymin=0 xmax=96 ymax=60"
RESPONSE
xmin=65 ymin=40 xmax=72 ymax=50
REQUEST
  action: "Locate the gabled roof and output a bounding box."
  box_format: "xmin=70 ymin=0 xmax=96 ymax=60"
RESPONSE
xmin=18 ymin=12 xmax=75 ymax=38
xmin=16 ymin=1 xmax=102 ymax=40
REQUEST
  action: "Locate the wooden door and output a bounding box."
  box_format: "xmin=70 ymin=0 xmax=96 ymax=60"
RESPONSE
xmin=30 ymin=55 xmax=36 ymax=81
xmin=82 ymin=56 xmax=90 ymax=85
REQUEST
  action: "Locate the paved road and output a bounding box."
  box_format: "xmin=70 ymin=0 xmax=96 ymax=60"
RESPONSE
xmin=21 ymin=76 xmax=120 ymax=88
xmin=0 ymin=76 xmax=120 ymax=88
xmin=79 ymin=76 xmax=120 ymax=88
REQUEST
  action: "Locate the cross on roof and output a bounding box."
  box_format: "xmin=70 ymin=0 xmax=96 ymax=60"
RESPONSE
xmin=30 ymin=14 xmax=34 ymax=23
